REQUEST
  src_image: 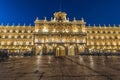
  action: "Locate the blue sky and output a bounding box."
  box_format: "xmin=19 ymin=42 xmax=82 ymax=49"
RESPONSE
xmin=0 ymin=0 xmax=120 ymax=26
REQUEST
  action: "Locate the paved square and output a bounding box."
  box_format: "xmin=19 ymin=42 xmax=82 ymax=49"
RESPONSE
xmin=0 ymin=56 xmax=120 ymax=80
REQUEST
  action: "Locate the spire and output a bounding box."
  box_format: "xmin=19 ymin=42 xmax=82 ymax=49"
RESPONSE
xmin=12 ymin=23 xmax=15 ymax=27
xmin=6 ymin=23 xmax=9 ymax=27
xmin=88 ymin=24 xmax=90 ymax=27
xmin=29 ymin=24 xmax=31 ymax=27
xmin=73 ymin=17 xmax=76 ymax=22
xmin=44 ymin=17 xmax=47 ymax=21
xmin=119 ymin=24 xmax=120 ymax=27
xmin=1 ymin=23 xmax=3 ymax=26
xmin=67 ymin=18 xmax=69 ymax=21
xmin=51 ymin=17 xmax=53 ymax=21
xmin=99 ymin=24 xmax=101 ymax=27
xmin=24 ymin=23 xmax=26 ymax=26
xmin=113 ymin=24 xmax=116 ymax=27
xmin=81 ymin=17 xmax=84 ymax=22
xmin=36 ymin=17 xmax=39 ymax=21
xmin=104 ymin=24 xmax=106 ymax=27
xmin=18 ymin=23 xmax=20 ymax=26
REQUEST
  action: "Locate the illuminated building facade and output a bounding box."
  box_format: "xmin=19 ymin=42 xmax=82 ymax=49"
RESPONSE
xmin=0 ymin=11 xmax=120 ymax=56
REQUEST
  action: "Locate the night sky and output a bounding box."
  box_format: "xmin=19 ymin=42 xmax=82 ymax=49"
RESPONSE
xmin=0 ymin=0 xmax=120 ymax=26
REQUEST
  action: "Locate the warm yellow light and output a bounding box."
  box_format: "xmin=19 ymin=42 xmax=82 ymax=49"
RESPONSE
xmin=9 ymin=35 xmax=12 ymax=38
xmin=36 ymin=29 xmax=39 ymax=32
xmin=4 ymin=30 xmax=7 ymax=33
xmin=52 ymin=29 xmax=56 ymax=32
xmin=43 ymin=28 xmax=48 ymax=32
xmin=66 ymin=29 xmax=69 ymax=33
xmin=73 ymin=29 xmax=78 ymax=32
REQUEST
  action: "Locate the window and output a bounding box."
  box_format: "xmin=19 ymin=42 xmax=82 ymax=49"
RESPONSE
xmin=13 ymin=30 xmax=15 ymax=33
xmin=103 ymin=31 xmax=106 ymax=34
xmin=115 ymin=36 xmax=117 ymax=39
xmin=113 ymin=31 xmax=116 ymax=34
xmin=108 ymin=31 xmax=111 ymax=34
xmin=19 ymin=30 xmax=22 ymax=33
xmin=24 ymin=30 xmax=27 ymax=33
xmin=23 ymin=36 xmax=27 ymax=39
xmin=7 ymin=30 xmax=9 ymax=33
xmin=92 ymin=31 xmax=95 ymax=33
xmin=18 ymin=36 xmax=21 ymax=38
xmin=98 ymin=31 xmax=100 ymax=33
xmin=5 ymin=36 xmax=8 ymax=38
xmin=30 ymin=36 xmax=32 ymax=38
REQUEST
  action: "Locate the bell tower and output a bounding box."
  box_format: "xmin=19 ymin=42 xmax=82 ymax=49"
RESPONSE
xmin=53 ymin=11 xmax=67 ymax=22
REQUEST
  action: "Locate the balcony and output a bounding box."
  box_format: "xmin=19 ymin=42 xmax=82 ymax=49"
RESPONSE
xmin=34 ymin=31 xmax=86 ymax=36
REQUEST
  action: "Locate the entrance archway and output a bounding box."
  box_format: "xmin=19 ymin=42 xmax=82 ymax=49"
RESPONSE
xmin=56 ymin=46 xmax=66 ymax=56
xmin=68 ymin=45 xmax=75 ymax=56
xmin=36 ymin=46 xmax=42 ymax=55
xmin=46 ymin=45 xmax=54 ymax=55
xmin=78 ymin=45 xmax=85 ymax=54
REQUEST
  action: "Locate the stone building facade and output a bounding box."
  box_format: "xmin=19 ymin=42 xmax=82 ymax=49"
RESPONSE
xmin=0 ymin=11 xmax=120 ymax=56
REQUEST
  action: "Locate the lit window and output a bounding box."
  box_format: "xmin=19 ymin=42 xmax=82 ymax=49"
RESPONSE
xmin=15 ymin=35 xmax=18 ymax=38
xmin=14 ymin=42 xmax=17 ymax=45
xmin=4 ymin=30 xmax=7 ymax=33
xmin=16 ymin=30 xmax=19 ymax=33
xmin=43 ymin=27 xmax=48 ymax=32
xmin=113 ymin=42 xmax=117 ymax=45
xmin=1 ymin=42 xmax=4 ymax=45
xmin=7 ymin=42 xmax=11 ymax=45
xmin=26 ymin=42 xmax=29 ymax=45
xmin=2 ymin=35 xmax=5 ymax=38
xmin=10 ymin=30 xmax=13 ymax=33
xmin=28 ymin=30 xmax=31 ymax=33
xmin=9 ymin=35 xmax=12 ymax=38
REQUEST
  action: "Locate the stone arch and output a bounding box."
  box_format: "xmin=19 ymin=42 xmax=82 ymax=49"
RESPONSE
xmin=36 ymin=46 xmax=43 ymax=55
xmin=46 ymin=45 xmax=54 ymax=55
xmin=68 ymin=45 xmax=75 ymax=56
xmin=56 ymin=46 xmax=66 ymax=56
xmin=78 ymin=45 xmax=85 ymax=54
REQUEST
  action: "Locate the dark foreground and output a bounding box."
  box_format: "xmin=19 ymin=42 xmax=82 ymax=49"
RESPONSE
xmin=0 ymin=56 xmax=120 ymax=80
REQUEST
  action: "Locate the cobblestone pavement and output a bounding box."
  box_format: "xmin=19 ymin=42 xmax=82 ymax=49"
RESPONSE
xmin=0 ymin=56 xmax=120 ymax=80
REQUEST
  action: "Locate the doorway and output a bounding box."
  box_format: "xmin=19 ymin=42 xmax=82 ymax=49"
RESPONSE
xmin=56 ymin=46 xmax=66 ymax=56
xmin=68 ymin=45 xmax=75 ymax=56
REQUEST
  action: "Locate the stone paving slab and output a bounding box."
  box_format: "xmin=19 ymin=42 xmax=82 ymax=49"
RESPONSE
xmin=0 ymin=56 xmax=120 ymax=80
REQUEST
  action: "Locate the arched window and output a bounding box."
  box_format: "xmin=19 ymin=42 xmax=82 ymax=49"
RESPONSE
xmin=115 ymin=36 xmax=117 ymax=39
xmin=24 ymin=30 xmax=27 ymax=33
xmin=93 ymin=36 xmax=96 ymax=39
xmin=11 ymin=36 xmax=15 ymax=39
xmin=23 ymin=36 xmax=27 ymax=39
xmin=19 ymin=30 xmax=22 ymax=33
xmin=109 ymin=37 xmax=112 ymax=39
xmin=113 ymin=31 xmax=116 ymax=34
xmin=98 ymin=31 xmax=100 ymax=33
xmin=5 ymin=36 xmax=8 ymax=38
xmin=108 ymin=31 xmax=111 ymax=34
xmin=18 ymin=35 xmax=21 ymax=38
xmin=7 ymin=30 xmax=10 ymax=33
xmin=13 ymin=30 xmax=15 ymax=33
xmin=92 ymin=31 xmax=95 ymax=33
xmin=103 ymin=31 xmax=106 ymax=34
